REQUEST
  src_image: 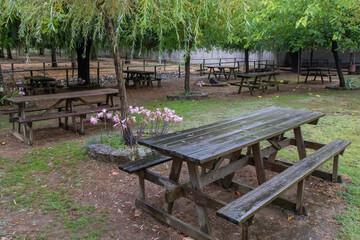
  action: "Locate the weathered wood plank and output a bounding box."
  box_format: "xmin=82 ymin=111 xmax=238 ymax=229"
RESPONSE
xmin=139 ymin=108 xmax=324 ymax=164
xmin=216 ymin=140 xmax=350 ymax=225
xmin=119 ymin=154 xmax=172 ymax=173
xmin=135 ymin=198 xmax=215 ymax=240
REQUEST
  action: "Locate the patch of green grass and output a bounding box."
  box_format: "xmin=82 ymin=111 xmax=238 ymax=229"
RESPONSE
xmin=0 ymin=141 xmax=109 ymax=239
xmin=0 ymin=114 xmax=10 ymax=132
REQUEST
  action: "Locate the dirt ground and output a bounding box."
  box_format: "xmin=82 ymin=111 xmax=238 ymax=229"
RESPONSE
xmin=0 ymin=67 xmax=347 ymax=239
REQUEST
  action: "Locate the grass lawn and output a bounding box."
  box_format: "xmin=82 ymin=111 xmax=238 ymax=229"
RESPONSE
xmin=0 ymin=78 xmax=359 ymax=239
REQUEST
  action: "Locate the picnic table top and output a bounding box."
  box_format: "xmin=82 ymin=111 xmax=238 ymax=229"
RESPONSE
xmin=237 ymin=72 xmax=280 ymax=78
xmin=305 ymin=67 xmax=331 ymax=71
xmin=205 ymin=65 xmax=238 ymax=69
xmin=5 ymin=88 xmax=118 ymax=104
xmin=123 ymin=70 xmax=155 ymax=74
xmin=138 ymin=106 xmax=325 ymax=164
xmin=24 ymin=76 xmax=56 ymax=81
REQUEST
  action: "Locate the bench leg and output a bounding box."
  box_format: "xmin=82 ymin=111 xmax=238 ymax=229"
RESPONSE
xmin=296 ymin=179 xmax=305 ymax=215
xmin=164 ymin=158 xmax=183 ymax=214
xmin=72 ymin=116 xmax=77 ymax=133
xmin=157 ymin=80 xmax=161 ymax=87
xmin=241 ymin=217 xmax=253 ymax=240
xmin=79 ymin=115 xmax=85 ymax=135
xmin=221 ymin=150 xmax=242 ymax=189
xmin=138 ymin=171 xmax=146 ymax=200
xmin=332 ymin=155 xmax=339 ymax=182
xmin=27 ymin=123 xmax=33 ymax=146
xmin=188 ymin=162 xmax=212 ymax=235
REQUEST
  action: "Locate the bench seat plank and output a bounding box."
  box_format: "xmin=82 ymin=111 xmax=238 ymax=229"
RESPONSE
xmin=17 ymin=106 xmax=120 ymax=123
xmin=216 ymin=139 xmax=350 ymax=225
xmin=119 ymin=153 xmax=172 ymax=173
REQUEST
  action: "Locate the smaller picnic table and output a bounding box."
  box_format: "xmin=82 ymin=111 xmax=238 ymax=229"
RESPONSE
xmin=5 ymin=88 xmax=119 ymax=145
xmin=230 ymin=72 xmax=280 ymax=95
xmin=23 ymin=75 xmax=57 ymax=95
xmin=304 ymin=67 xmax=335 ymax=84
xmin=205 ymin=65 xmax=238 ymax=80
xmin=123 ymin=70 xmax=158 ymax=88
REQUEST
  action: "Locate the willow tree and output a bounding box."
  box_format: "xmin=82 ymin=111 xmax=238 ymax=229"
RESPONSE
xmin=138 ymin=0 xmax=236 ymax=93
xmin=1 ymin=0 xmax=136 ymax=144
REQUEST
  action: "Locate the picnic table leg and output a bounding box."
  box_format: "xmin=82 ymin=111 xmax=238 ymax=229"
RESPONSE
xmin=320 ymin=70 xmax=324 ymax=84
xmin=304 ymin=70 xmax=309 ymax=83
xmin=221 ymin=150 xmax=242 ymax=189
xmin=237 ymin=77 xmax=245 ymax=94
xmin=293 ymin=126 xmax=307 ymax=214
xmin=241 ymin=216 xmax=253 ymax=240
xmin=273 ymin=74 xmax=280 ymax=91
xmin=19 ymin=103 xmax=27 ymax=138
xmin=165 ymin=158 xmax=183 ymax=214
xmin=328 ymin=69 xmax=332 ymax=82
xmin=246 ymin=78 xmax=253 ymax=95
xmin=260 ymin=77 xmax=265 ymax=93
xmin=252 ymin=143 xmax=266 ymax=185
xmin=332 ymin=155 xmax=339 ymax=182
xmin=187 ymin=162 xmax=212 ymax=235
xmin=27 ymin=122 xmax=33 ymax=145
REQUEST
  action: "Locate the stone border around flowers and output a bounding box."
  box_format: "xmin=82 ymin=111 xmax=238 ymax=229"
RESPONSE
xmin=326 ymin=83 xmax=360 ymax=90
xmin=87 ymin=144 xmax=152 ymax=164
xmin=166 ymin=92 xmax=208 ymax=100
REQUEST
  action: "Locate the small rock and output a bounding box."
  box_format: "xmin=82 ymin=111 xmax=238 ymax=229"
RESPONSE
xmin=134 ymin=209 xmax=142 ymax=217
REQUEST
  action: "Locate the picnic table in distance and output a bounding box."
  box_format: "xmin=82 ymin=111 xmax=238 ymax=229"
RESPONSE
xmin=304 ymin=67 xmax=335 ymax=84
xmin=22 ymin=75 xmax=58 ymax=95
xmin=123 ymin=69 xmax=161 ymax=88
xmin=119 ymin=106 xmax=350 ymax=240
xmin=230 ymin=71 xmax=280 ymax=95
xmin=205 ymin=65 xmax=238 ymax=81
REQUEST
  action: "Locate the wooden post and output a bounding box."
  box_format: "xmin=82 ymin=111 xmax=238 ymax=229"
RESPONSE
xmin=43 ymin=62 xmax=46 ymax=76
xmin=30 ymin=70 xmax=33 ymax=76
xmin=164 ymin=59 xmax=166 ymax=71
xmin=154 ymin=66 xmax=157 ymax=78
xmin=97 ymin=61 xmax=100 ymax=85
xmin=219 ymin=58 xmax=222 ymax=66
xmin=11 ymin=63 xmax=14 ymax=80
xmin=143 ymin=60 xmax=146 ymax=71
xmin=66 ymin=69 xmax=69 ymax=87
xmin=200 ymin=64 xmax=203 ymax=76
xmin=203 ymin=59 xmax=205 ymax=69
xmin=252 ymin=143 xmax=266 ymax=185
xmin=178 ymin=65 xmax=181 ymax=78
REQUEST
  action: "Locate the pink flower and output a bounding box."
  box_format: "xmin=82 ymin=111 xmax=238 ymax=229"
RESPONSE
xmin=90 ymin=116 xmax=98 ymax=125
xmin=164 ymin=116 xmax=170 ymax=122
xmin=172 ymin=115 xmax=183 ymax=122
xmin=102 ymin=108 xmax=107 ymax=113
xmin=97 ymin=112 xmax=103 ymax=118
xmin=131 ymin=116 xmax=136 ymax=123
xmin=106 ymin=113 xmax=113 ymax=119
xmin=112 ymin=114 xmax=120 ymax=123
xmin=18 ymin=91 xmax=26 ymax=96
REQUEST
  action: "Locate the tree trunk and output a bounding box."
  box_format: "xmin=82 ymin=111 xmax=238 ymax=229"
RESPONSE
xmin=125 ymin=52 xmax=130 ymax=63
xmin=289 ymin=50 xmax=299 ymax=73
xmin=331 ymin=41 xmax=345 ymax=87
xmin=75 ymin=39 xmax=92 ymax=84
xmin=0 ymin=46 xmax=4 ymax=58
xmin=39 ymin=47 xmax=44 ymax=55
xmin=0 ymin=64 xmax=5 ymax=104
xmin=6 ymin=45 xmax=12 ymax=59
xmin=297 ymin=48 xmax=301 ymax=83
xmin=102 ymin=5 xmax=134 ymax=145
xmin=91 ymin=45 xmax=98 ymax=60
xmin=310 ymin=49 xmax=313 ymax=66
xmin=245 ymin=48 xmax=250 ymax=73
xmin=184 ymin=41 xmax=193 ymax=93
xmin=51 ymin=47 xmax=57 ymax=67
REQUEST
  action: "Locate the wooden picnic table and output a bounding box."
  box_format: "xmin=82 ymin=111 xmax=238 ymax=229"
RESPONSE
xmin=23 ymin=75 xmax=57 ymax=95
xmin=304 ymin=67 xmax=335 ymax=84
xmin=123 ymin=70 xmax=159 ymax=88
xmin=205 ymin=65 xmax=238 ymax=80
xmin=127 ymin=106 xmax=350 ymax=240
xmin=5 ymin=88 xmax=119 ymax=145
xmin=230 ymin=72 xmax=280 ymax=95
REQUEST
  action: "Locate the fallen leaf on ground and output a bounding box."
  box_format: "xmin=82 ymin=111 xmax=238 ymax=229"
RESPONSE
xmin=134 ymin=209 xmax=142 ymax=217
xmin=1 ymin=141 xmax=6 ymax=145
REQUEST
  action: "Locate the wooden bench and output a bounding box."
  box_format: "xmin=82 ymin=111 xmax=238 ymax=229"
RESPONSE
xmin=216 ymin=139 xmax=350 ymax=240
xmin=119 ymin=153 xmax=172 ymax=174
xmin=13 ymin=105 xmax=120 ymax=145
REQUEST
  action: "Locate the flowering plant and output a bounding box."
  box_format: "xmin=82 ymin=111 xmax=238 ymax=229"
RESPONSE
xmin=0 ymin=87 xmax=26 ymax=105
xmin=90 ymin=106 xmax=183 ymax=146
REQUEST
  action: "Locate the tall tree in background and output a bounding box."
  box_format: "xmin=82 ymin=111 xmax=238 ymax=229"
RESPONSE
xmin=139 ymin=0 xmax=235 ymax=93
